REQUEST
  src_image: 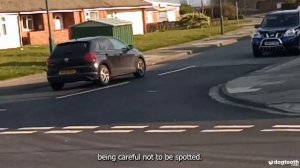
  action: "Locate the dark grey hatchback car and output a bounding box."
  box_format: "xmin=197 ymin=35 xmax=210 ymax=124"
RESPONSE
xmin=47 ymin=36 xmax=146 ymax=90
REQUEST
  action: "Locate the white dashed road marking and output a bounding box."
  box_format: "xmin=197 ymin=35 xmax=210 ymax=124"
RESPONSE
xmin=158 ymin=66 xmax=196 ymax=76
xmin=63 ymin=126 xmax=99 ymax=129
xmin=56 ymin=81 xmax=130 ymax=99
xmin=214 ymin=125 xmax=254 ymax=129
xmin=111 ymin=126 xmax=148 ymax=129
xmin=273 ymin=125 xmax=300 ymax=128
xmin=44 ymin=130 xmax=82 ymax=134
xmin=201 ymin=129 xmax=244 ymax=133
xmin=261 ymin=129 xmax=300 ymax=132
xmin=18 ymin=127 xmax=54 ymax=130
xmin=94 ymin=130 xmax=134 ymax=133
xmin=145 ymin=130 xmax=186 ymax=133
xmin=0 ymin=131 xmax=37 ymax=135
xmin=0 ymin=109 xmax=7 ymax=112
xmin=159 ymin=125 xmax=199 ymax=129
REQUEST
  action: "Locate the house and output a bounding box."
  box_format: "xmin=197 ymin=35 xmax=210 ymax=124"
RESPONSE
xmin=0 ymin=13 xmax=21 ymax=49
xmin=0 ymin=0 xmax=152 ymax=49
xmin=144 ymin=0 xmax=181 ymax=23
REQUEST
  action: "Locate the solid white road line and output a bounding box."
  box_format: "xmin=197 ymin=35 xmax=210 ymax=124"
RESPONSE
xmin=158 ymin=66 xmax=196 ymax=76
xmin=63 ymin=126 xmax=99 ymax=129
xmin=56 ymin=81 xmax=130 ymax=99
xmin=94 ymin=130 xmax=133 ymax=133
xmin=0 ymin=131 xmax=37 ymax=135
xmin=145 ymin=129 xmax=186 ymax=133
xmin=273 ymin=125 xmax=300 ymax=128
xmin=0 ymin=109 xmax=7 ymax=112
xmin=18 ymin=127 xmax=54 ymax=130
xmin=44 ymin=130 xmax=82 ymax=134
xmin=201 ymin=129 xmax=244 ymax=133
xmin=159 ymin=125 xmax=199 ymax=129
xmin=111 ymin=126 xmax=148 ymax=129
xmin=261 ymin=129 xmax=300 ymax=132
xmin=214 ymin=125 xmax=254 ymax=129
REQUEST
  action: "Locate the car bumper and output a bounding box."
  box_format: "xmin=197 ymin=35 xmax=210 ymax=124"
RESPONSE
xmin=47 ymin=72 xmax=98 ymax=83
xmin=252 ymin=36 xmax=299 ymax=52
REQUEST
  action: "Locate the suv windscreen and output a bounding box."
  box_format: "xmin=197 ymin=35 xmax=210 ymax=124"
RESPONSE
xmin=261 ymin=12 xmax=299 ymax=28
xmin=51 ymin=42 xmax=90 ymax=58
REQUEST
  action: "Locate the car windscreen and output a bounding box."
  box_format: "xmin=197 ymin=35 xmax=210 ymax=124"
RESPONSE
xmin=261 ymin=12 xmax=299 ymax=28
xmin=51 ymin=42 xmax=90 ymax=58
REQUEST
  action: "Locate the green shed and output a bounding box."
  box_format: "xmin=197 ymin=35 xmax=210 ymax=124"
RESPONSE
xmin=70 ymin=19 xmax=134 ymax=45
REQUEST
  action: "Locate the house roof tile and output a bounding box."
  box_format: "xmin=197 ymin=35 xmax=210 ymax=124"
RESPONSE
xmin=0 ymin=0 xmax=152 ymax=13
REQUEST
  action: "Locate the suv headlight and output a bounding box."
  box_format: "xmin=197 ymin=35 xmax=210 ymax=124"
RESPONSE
xmin=252 ymin=32 xmax=262 ymax=38
xmin=284 ymin=29 xmax=296 ymax=37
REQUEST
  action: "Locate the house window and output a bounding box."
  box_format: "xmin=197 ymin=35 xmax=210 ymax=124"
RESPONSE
xmin=158 ymin=11 xmax=168 ymax=22
xmin=0 ymin=17 xmax=7 ymax=36
xmin=22 ymin=15 xmax=34 ymax=31
xmin=85 ymin=11 xmax=99 ymax=21
xmin=54 ymin=13 xmax=64 ymax=30
xmin=107 ymin=11 xmax=117 ymax=19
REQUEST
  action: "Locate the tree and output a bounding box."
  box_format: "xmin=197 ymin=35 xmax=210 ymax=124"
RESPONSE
xmin=180 ymin=4 xmax=195 ymax=15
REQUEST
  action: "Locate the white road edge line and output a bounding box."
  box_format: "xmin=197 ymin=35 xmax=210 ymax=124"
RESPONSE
xmin=145 ymin=129 xmax=186 ymax=133
xmin=273 ymin=125 xmax=300 ymax=128
xmin=111 ymin=126 xmax=148 ymax=129
xmin=63 ymin=126 xmax=99 ymax=129
xmin=201 ymin=129 xmax=244 ymax=133
xmin=0 ymin=131 xmax=37 ymax=135
xmin=94 ymin=130 xmax=133 ymax=133
xmin=18 ymin=127 xmax=54 ymax=130
xmin=261 ymin=129 xmax=300 ymax=132
xmin=158 ymin=66 xmax=196 ymax=76
xmin=214 ymin=125 xmax=254 ymax=129
xmin=56 ymin=81 xmax=130 ymax=99
xmin=159 ymin=125 xmax=199 ymax=129
xmin=44 ymin=130 xmax=82 ymax=134
xmin=0 ymin=109 xmax=7 ymax=112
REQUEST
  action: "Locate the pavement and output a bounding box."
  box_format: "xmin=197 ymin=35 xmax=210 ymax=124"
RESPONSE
xmin=222 ymin=55 xmax=300 ymax=115
xmin=0 ymin=24 xmax=255 ymax=88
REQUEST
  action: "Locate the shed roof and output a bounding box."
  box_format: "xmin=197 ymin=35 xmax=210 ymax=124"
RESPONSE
xmin=72 ymin=18 xmax=132 ymax=27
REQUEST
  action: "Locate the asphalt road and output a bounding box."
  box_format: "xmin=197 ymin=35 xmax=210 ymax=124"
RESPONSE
xmin=0 ymin=39 xmax=299 ymax=168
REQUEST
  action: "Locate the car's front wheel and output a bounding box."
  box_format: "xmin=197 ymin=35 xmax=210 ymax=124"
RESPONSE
xmin=49 ymin=82 xmax=64 ymax=91
xmin=134 ymin=58 xmax=146 ymax=78
xmin=98 ymin=64 xmax=110 ymax=86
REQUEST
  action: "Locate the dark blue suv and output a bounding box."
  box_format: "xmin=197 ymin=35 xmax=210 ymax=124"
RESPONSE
xmin=252 ymin=9 xmax=300 ymax=57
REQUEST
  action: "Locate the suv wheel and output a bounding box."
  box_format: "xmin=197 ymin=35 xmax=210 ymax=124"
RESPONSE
xmin=134 ymin=58 xmax=146 ymax=78
xmin=49 ymin=82 xmax=64 ymax=91
xmin=98 ymin=64 xmax=110 ymax=86
xmin=253 ymin=50 xmax=263 ymax=57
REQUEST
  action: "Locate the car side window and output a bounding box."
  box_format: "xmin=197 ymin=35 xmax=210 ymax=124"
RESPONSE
xmin=98 ymin=38 xmax=114 ymax=50
xmin=109 ymin=38 xmax=127 ymax=50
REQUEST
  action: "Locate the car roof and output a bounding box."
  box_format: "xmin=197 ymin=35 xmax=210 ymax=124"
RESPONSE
xmin=267 ymin=9 xmax=300 ymax=15
xmin=65 ymin=36 xmax=113 ymax=43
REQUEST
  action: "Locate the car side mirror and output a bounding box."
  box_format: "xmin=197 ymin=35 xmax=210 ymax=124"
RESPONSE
xmin=127 ymin=45 xmax=133 ymax=50
xmin=254 ymin=24 xmax=260 ymax=29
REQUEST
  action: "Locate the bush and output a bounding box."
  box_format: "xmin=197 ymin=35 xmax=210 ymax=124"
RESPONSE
xmin=211 ymin=3 xmax=236 ymax=20
xmin=179 ymin=13 xmax=210 ymax=29
xmin=180 ymin=4 xmax=195 ymax=15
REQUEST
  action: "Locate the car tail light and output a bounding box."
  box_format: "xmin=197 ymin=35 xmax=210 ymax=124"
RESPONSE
xmin=84 ymin=52 xmax=97 ymax=63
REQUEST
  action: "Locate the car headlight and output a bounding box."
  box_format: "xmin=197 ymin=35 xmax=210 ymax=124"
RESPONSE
xmin=284 ymin=29 xmax=296 ymax=37
xmin=252 ymin=32 xmax=262 ymax=38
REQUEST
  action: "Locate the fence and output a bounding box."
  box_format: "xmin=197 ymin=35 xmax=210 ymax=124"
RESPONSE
xmin=146 ymin=21 xmax=180 ymax=33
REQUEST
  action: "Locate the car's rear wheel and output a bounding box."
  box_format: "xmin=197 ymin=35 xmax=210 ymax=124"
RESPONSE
xmin=134 ymin=58 xmax=146 ymax=78
xmin=98 ymin=64 xmax=110 ymax=86
xmin=253 ymin=50 xmax=263 ymax=57
xmin=49 ymin=82 xmax=64 ymax=91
